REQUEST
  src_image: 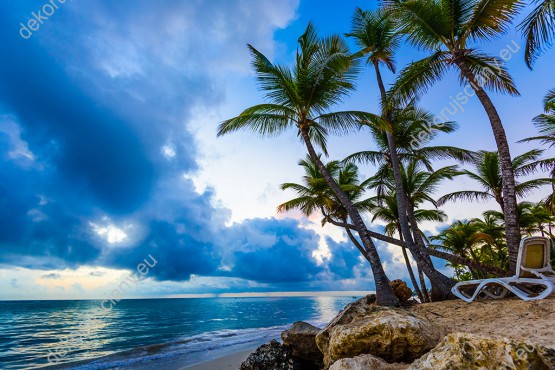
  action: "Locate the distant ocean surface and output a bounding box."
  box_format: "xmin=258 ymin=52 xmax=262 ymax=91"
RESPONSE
xmin=0 ymin=296 xmax=359 ymax=369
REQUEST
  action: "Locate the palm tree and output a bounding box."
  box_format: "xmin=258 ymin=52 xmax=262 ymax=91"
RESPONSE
xmin=217 ymin=23 xmax=399 ymax=306
xmin=278 ymin=156 xmax=387 ymax=274
xmin=519 ymin=89 xmax=555 ymax=213
xmin=430 ymin=220 xmax=492 ymax=280
xmin=471 ymin=212 xmax=508 ymax=269
xmin=370 ymin=160 xmax=459 ymax=297
xmin=369 ymin=192 xmax=447 ymax=302
xmin=518 ymin=0 xmax=555 ymax=68
xmin=523 ymin=89 xmax=555 ymax=148
xmin=384 ymin=0 xmax=524 ymax=273
xmin=347 ymin=7 xmax=455 ymax=298
xmin=518 ymin=201 xmax=555 ymax=237
xmin=438 ymin=150 xmax=553 ymax=211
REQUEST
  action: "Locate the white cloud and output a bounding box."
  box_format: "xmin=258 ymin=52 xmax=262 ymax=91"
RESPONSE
xmin=90 ymin=218 xmax=132 ymax=244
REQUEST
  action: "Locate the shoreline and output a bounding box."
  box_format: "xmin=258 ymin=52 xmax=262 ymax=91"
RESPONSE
xmin=179 ymin=348 xmax=256 ymax=370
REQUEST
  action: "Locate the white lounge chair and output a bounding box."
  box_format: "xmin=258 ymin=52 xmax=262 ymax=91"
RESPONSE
xmin=451 ymin=236 xmax=555 ymax=302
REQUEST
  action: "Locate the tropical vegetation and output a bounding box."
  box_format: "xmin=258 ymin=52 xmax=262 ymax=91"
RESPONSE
xmin=218 ymin=1 xmax=555 ymax=306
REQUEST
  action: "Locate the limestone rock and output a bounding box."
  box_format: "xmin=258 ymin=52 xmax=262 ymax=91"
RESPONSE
xmin=316 ymin=295 xmax=444 ymax=367
xmin=281 ymin=321 xmax=323 ymax=367
xmin=240 ymin=340 xmax=297 ymax=370
xmin=329 ymin=354 xmax=409 ymax=370
xmin=390 ymin=280 xmax=412 ymax=303
xmin=408 ymin=332 xmax=555 ymax=370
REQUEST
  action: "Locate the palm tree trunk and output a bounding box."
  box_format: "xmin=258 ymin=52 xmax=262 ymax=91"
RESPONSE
xmin=342 ymin=221 xmax=383 ymax=274
xmin=397 ymin=227 xmax=425 ymax=302
xmin=418 ymin=266 xmax=430 ymax=303
xmin=406 ymin=202 xmax=448 ymax=301
xmin=456 ymin=59 xmax=521 ymax=274
xmin=327 ymin=219 xmax=508 ymax=276
xmin=374 ymin=62 xmax=455 ymax=300
xmin=299 ymin=127 xmax=399 ymax=306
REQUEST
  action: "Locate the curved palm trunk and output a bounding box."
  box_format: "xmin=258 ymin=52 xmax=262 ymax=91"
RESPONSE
xmin=299 ymin=127 xmax=399 ymax=306
xmin=397 ymin=227 xmax=425 ymax=302
xmin=327 ymin=219 xmax=508 ymax=276
xmin=456 ymin=59 xmax=521 ymax=274
xmin=374 ymin=63 xmax=455 ymax=300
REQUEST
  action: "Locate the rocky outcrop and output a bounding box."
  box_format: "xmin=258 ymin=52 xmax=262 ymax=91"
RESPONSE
xmin=390 ymin=280 xmax=412 ymax=303
xmin=240 ymin=340 xmax=298 ymax=370
xmin=281 ymin=321 xmax=323 ymax=367
xmin=316 ymin=294 xmax=445 ymax=367
xmin=408 ymin=332 xmax=555 ymax=370
xmin=329 ymin=354 xmax=409 ymax=370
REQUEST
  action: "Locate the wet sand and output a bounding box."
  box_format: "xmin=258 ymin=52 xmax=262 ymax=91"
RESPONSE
xmin=180 ymin=348 xmax=254 ymax=370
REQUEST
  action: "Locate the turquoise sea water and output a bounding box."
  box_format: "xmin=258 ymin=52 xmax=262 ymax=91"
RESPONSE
xmin=0 ymin=296 xmax=358 ymax=369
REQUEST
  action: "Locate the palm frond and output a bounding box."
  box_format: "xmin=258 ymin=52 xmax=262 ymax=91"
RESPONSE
xmin=315 ymin=111 xmax=378 ymax=136
xmin=343 ymin=150 xmax=386 ymax=166
xmin=462 ymin=49 xmax=520 ymax=95
xmin=248 ymin=45 xmax=299 ymax=107
xmin=384 ymin=0 xmax=451 ymax=50
xmin=463 ymin=0 xmax=525 ymax=41
xmin=515 ymin=178 xmax=555 ymax=198
xmin=388 ymin=51 xmax=451 ymax=105
xmin=437 ymin=190 xmax=493 ymax=205
xmin=217 ymin=104 xmax=296 ymax=137
xmin=518 ymin=0 xmax=555 ymax=69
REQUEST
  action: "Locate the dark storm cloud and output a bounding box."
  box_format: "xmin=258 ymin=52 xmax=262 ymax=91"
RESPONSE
xmin=0 ymin=0 xmax=373 ymax=290
xmin=222 ymin=218 xmax=322 ymax=283
xmin=0 ymin=4 xmax=156 ymax=214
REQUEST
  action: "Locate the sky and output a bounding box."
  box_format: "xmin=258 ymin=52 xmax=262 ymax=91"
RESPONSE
xmin=0 ymin=0 xmax=553 ymax=300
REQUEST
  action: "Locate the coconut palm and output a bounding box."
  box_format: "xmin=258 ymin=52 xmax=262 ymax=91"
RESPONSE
xmin=344 ymin=105 xmax=472 ymax=175
xmin=471 ymin=212 xmax=508 ymax=269
xmin=518 ymin=0 xmax=555 ymax=68
xmin=278 ymin=156 xmax=378 ymax=269
xmin=519 ymin=89 xmax=555 ymax=212
xmin=430 ymin=220 xmax=493 ymax=280
xmin=217 ymin=23 xmax=399 ymax=306
xmin=522 ymin=89 xmax=555 ymax=149
xmin=438 ymin=150 xmax=554 ymax=211
xmin=384 ymin=0 xmax=524 ymax=273
xmin=369 ymin=192 xmax=447 ymax=302
xmin=369 ymin=160 xmax=459 ymax=296
xmin=347 ymin=8 xmax=457 ymax=298
xmin=518 ymin=201 xmax=555 ymax=237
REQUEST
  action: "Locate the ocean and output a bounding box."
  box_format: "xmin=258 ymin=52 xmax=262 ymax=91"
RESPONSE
xmin=0 ymin=296 xmax=358 ymax=369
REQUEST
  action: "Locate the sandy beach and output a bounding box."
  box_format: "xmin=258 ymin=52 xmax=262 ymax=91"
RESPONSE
xmin=180 ymin=348 xmax=254 ymax=370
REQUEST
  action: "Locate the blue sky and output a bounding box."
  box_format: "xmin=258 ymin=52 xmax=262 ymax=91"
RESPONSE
xmin=0 ymin=0 xmax=553 ymax=300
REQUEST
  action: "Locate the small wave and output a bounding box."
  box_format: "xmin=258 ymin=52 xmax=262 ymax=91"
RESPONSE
xmin=59 ymin=324 xmax=290 ymax=370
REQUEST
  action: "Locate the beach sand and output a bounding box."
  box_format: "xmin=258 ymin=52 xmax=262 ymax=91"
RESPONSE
xmin=180 ymin=348 xmax=253 ymax=370
xmin=409 ymin=296 xmax=555 ymax=347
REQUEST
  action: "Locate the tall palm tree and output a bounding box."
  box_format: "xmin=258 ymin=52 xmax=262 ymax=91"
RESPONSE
xmin=347 ymin=7 xmax=455 ymax=298
xmin=519 ymin=89 xmax=555 ymax=213
xmin=384 ymin=0 xmax=524 ymax=273
xmin=369 ymin=160 xmax=458 ymax=297
xmin=524 ymin=89 xmax=555 ymax=147
xmin=518 ymin=0 xmax=555 ymax=68
xmin=278 ymin=156 xmax=381 ymax=272
xmin=217 ymin=23 xmax=399 ymax=306
xmin=438 ymin=150 xmax=553 ymax=211
xmin=369 ymin=192 xmax=447 ymax=302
